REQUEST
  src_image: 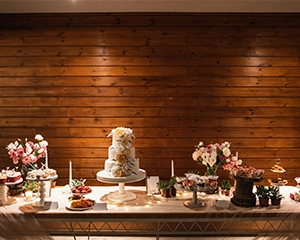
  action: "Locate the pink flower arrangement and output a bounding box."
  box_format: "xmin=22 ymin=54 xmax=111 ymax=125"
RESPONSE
xmin=192 ymin=141 xmax=243 ymax=175
xmin=192 ymin=141 xmax=233 ymax=174
xmin=6 ymin=134 xmax=48 ymax=167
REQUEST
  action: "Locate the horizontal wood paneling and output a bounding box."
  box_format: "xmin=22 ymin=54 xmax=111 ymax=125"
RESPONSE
xmin=0 ymin=13 xmax=300 ymax=187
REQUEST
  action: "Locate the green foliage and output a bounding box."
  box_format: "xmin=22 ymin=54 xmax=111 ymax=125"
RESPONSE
xmin=70 ymin=179 xmax=86 ymax=188
xmin=255 ymin=185 xmax=270 ymax=199
xmin=21 ymin=180 xmax=39 ymax=192
xmin=268 ymin=186 xmax=283 ymax=200
xmin=221 ymin=180 xmax=231 ymax=190
xmin=157 ymin=176 xmax=177 ymax=190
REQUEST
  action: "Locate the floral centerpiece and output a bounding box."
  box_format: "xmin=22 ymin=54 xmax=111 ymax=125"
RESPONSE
xmin=6 ymin=134 xmax=48 ymax=176
xmin=192 ymin=141 xmax=235 ymax=176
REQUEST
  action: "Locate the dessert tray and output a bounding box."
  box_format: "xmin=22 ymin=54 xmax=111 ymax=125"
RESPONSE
xmin=66 ymin=198 xmax=95 ymax=211
xmin=174 ymin=183 xmax=207 ymax=209
xmin=26 ymin=174 xmax=58 ymax=182
xmin=5 ymin=178 xmax=23 ymax=185
xmin=270 ymin=169 xmax=286 ymax=173
xmin=65 ymin=206 xmax=92 ymax=211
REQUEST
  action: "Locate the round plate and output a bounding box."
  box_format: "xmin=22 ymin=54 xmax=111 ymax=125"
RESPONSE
xmin=270 ymin=182 xmax=285 ymax=187
xmin=270 ymin=169 xmax=286 ymax=173
xmin=65 ymin=205 xmax=92 ymax=211
xmin=27 ymin=174 xmax=58 ymax=181
xmin=97 ymin=169 xmax=146 ymax=184
xmin=72 ymin=191 xmax=91 ymax=197
xmin=184 ymin=199 xmax=206 ymax=209
xmin=5 ymin=177 xmax=23 ymax=185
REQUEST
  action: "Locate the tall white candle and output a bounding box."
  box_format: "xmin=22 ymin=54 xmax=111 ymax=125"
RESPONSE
xmin=45 ymin=151 xmax=48 ymax=169
xmin=236 ymin=152 xmax=238 ymax=160
xmin=69 ymin=160 xmax=72 ymax=186
xmin=171 ymin=160 xmax=174 ymax=177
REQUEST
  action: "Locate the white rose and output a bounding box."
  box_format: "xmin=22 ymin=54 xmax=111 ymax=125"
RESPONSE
xmin=222 ymin=147 xmax=231 ymax=157
xmin=192 ymin=151 xmax=200 ymax=161
xmin=202 ymin=152 xmax=210 ymax=166
xmin=39 ymin=140 xmax=48 ymax=147
xmin=25 ymin=142 xmax=33 ymax=154
xmin=7 ymin=142 xmax=17 ymax=151
xmin=222 ymin=141 xmax=230 ymax=148
xmin=35 ymin=134 xmax=44 ymax=141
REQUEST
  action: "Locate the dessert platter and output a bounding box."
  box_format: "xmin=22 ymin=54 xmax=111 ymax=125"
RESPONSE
xmin=97 ymin=127 xmax=146 ymax=203
xmin=289 ymin=178 xmax=300 ymax=202
xmin=26 ymin=168 xmax=58 ymax=207
xmin=269 ymin=159 xmax=288 ymax=187
xmin=66 ymin=198 xmax=95 ymax=211
xmin=69 ymin=179 xmax=92 ymax=199
xmin=174 ymin=183 xmax=207 ymax=209
xmin=26 ymin=168 xmax=58 ymax=181
xmin=66 ymin=179 xmax=96 ymax=211
xmin=174 ymin=173 xmax=212 ymax=209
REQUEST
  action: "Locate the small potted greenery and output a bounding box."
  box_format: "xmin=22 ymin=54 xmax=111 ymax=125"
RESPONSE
xmin=21 ymin=180 xmax=39 ymax=193
xmin=157 ymin=176 xmax=177 ymax=198
xmin=269 ymin=185 xmax=283 ymax=206
xmin=255 ymin=185 xmax=270 ymax=207
xmin=7 ymin=184 xmax=22 ymax=196
xmin=220 ymin=180 xmax=231 ymax=196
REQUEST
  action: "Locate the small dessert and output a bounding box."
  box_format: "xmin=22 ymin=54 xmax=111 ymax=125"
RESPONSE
xmin=27 ymin=169 xmax=48 ymax=179
xmin=43 ymin=168 xmax=57 ymax=177
xmin=71 ymin=185 xmax=92 ymax=194
xmin=268 ymin=177 xmax=288 ymax=185
xmin=6 ymin=170 xmax=21 ymax=182
xmin=271 ymin=164 xmax=285 ymax=172
xmin=70 ymin=198 xmax=95 ymax=208
xmin=27 ymin=168 xmax=57 ymax=179
xmin=290 ymin=191 xmax=300 ymax=202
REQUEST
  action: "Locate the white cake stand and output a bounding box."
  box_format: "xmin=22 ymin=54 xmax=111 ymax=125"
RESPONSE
xmin=27 ymin=174 xmax=58 ymax=207
xmin=0 ymin=178 xmax=23 ymax=205
xmin=97 ymin=169 xmax=146 ymax=203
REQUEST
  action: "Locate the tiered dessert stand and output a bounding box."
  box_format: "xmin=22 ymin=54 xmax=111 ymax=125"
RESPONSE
xmin=174 ymin=184 xmax=206 ymax=209
xmin=0 ymin=178 xmax=23 ymax=205
xmin=26 ymin=174 xmax=58 ymax=207
xmin=270 ymin=158 xmax=286 ymax=187
xmin=97 ymin=169 xmax=146 ymax=203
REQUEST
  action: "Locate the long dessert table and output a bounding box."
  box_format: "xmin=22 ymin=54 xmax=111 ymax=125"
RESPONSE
xmin=0 ymin=185 xmax=300 ymax=239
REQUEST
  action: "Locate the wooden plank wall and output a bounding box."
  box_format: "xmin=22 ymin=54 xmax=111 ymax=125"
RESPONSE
xmin=0 ymin=13 xmax=299 ymax=186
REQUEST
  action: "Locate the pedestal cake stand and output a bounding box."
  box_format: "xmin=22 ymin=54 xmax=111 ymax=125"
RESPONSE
xmin=0 ymin=178 xmax=23 ymax=205
xmin=174 ymin=184 xmax=206 ymax=209
xmin=27 ymin=174 xmax=58 ymax=207
xmin=97 ymin=169 xmax=146 ymax=203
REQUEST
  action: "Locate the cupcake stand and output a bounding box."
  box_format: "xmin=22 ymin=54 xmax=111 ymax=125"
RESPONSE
xmin=174 ymin=183 xmax=206 ymax=209
xmin=0 ymin=178 xmax=23 ymax=205
xmin=26 ymin=174 xmax=58 ymax=207
xmin=97 ymin=169 xmax=146 ymax=203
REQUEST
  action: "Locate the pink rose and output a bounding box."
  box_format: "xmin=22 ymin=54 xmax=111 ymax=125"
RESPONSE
xmin=22 ymin=156 xmax=31 ymax=165
xmin=17 ymin=148 xmax=25 ymax=157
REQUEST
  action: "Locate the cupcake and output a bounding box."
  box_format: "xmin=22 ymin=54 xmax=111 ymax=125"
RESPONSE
xmin=6 ymin=170 xmax=21 ymax=182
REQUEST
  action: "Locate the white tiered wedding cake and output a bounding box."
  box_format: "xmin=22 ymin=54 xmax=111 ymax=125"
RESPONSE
xmin=97 ymin=127 xmax=145 ymax=183
xmin=104 ymin=127 xmax=139 ymax=177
